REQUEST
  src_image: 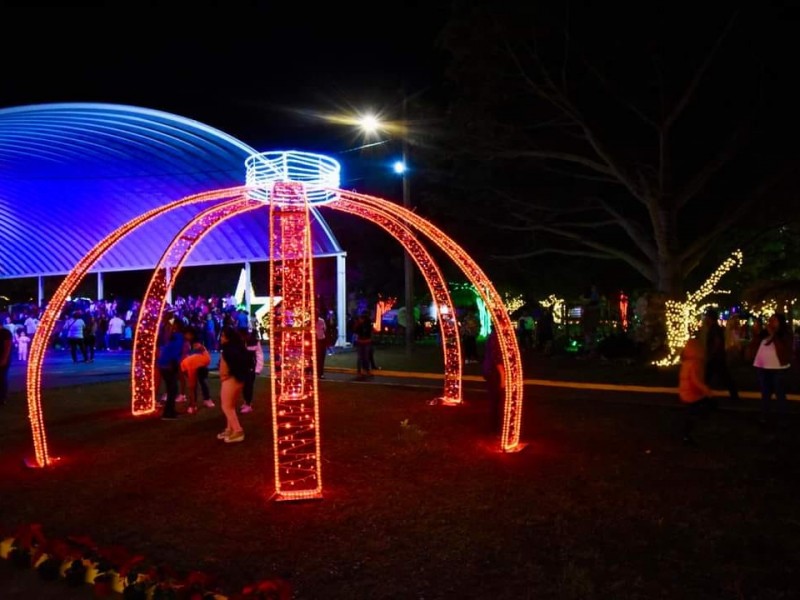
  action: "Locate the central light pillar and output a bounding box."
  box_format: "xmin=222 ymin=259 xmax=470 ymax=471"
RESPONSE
xmin=268 ymin=181 xmax=323 ymax=501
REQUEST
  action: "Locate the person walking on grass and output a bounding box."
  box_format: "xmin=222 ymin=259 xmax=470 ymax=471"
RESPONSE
xmin=0 ymin=325 xmax=11 ymax=406
xmin=158 ymin=320 xmax=185 ymax=420
xmin=678 ymin=337 xmax=715 ymax=446
xmin=217 ymin=327 xmax=250 ymax=443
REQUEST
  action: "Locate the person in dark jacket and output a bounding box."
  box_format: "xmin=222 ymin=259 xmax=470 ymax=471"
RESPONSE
xmin=157 ymin=320 xmax=185 ymax=419
xmin=701 ymin=308 xmax=740 ymax=402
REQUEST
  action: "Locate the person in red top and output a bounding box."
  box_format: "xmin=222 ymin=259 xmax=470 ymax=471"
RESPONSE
xmin=0 ymin=326 xmax=12 ymax=406
xmin=751 ymin=312 xmax=793 ymax=426
xmin=679 ymin=337 xmax=714 ymax=446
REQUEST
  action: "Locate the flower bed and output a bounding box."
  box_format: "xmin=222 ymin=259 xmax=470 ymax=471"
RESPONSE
xmin=0 ymin=524 xmax=291 ymax=599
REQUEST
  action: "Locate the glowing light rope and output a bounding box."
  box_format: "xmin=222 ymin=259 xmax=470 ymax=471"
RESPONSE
xmin=327 ymin=198 xmax=463 ymax=403
xmin=269 ymin=182 xmax=323 ymax=501
xmin=131 ymin=198 xmax=262 ymax=415
xmin=245 ymin=151 xmax=340 ymax=205
xmin=503 ymin=293 xmax=525 ymax=315
xmin=334 ymin=190 xmax=524 ymax=452
xmin=654 ymin=249 xmax=744 ymax=367
xmin=26 ymin=186 xmax=250 ymax=467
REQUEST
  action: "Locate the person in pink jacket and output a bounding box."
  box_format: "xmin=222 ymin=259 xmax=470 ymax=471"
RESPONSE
xmin=679 ymin=337 xmax=714 ymax=446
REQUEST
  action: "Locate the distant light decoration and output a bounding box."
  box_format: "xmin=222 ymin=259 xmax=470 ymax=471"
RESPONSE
xmin=503 ymin=292 xmax=525 ymax=315
xmin=374 ymin=295 xmax=396 ymax=332
xmin=540 ymin=294 xmax=565 ymax=324
xmin=654 ymin=249 xmax=743 ymax=367
xmin=25 ymin=186 xmax=248 ymax=467
xmin=448 ymin=282 xmax=490 ymax=337
xmin=269 ymin=181 xmax=323 ymax=501
xmin=331 ymin=190 xmax=524 ymax=452
xmin=619 ymin=291 xmax=629 ymax=330
xmin=131 ymin=198 xmax=262 ymax=415
xmin=328 ymin=197 xmax=464 ymax=404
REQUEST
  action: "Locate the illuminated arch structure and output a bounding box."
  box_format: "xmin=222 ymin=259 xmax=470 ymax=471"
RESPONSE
xmin=24 ymin=149 xmax=525 ymax=501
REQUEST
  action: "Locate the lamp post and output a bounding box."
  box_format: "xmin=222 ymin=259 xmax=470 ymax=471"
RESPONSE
xmin=356 ymin=113 xmax=414 ymax=356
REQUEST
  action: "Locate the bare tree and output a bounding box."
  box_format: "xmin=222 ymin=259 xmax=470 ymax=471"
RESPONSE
xmin=437 ymin=2 xmax=797 ymax=296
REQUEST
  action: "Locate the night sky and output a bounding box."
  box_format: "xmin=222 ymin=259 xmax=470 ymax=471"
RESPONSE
xmin=0 ymin=4 xmax=448 ymax=159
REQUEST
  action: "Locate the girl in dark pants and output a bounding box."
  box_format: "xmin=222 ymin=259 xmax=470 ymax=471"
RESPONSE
xmin=241 ymin=330 xmax=263 ymax=413
xmin=751 ymin=313 xmax=792 ymax=426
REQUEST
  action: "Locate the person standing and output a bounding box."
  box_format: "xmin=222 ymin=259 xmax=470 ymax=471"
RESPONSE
xmin=678 ymin=337 xmax=714 ymax=446
xmin=315 ymin=311 xmax=327 ymax=379
xmin=354 ymin=311 xmax=373 ymax=379
xmin=24 ymin=313 xmax=39 ymax=339
xmin=701 ymin=308 xmax=740 ymax=402
xmin=65 ymin=311 xmax=87 ymax=363
xmin=0 ymin=325 xmax=11 ymax=406
xmin=751 ymin=312 xmax=792 ymax=426
xmin=482 ymin=328 xmax=505 ymax=435
xmin=462 ymin=309 xmax=480 ymax=363
xmin=107 ymin=313 xmax=125 ymax=351
xmin=83 ymin=315 xmax=96 ymax=363
xmin=16 ymin=329 xmax=30 ymax=362
xmin=217 ymin=327 xmax=249 ymax=443
xmin=157 ymin=321 xmax=185 ymax=420
xmin=241 ymin=329 xmax=263 ymax=413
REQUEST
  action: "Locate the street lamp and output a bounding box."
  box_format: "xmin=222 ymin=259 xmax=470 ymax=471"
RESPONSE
xmin=356 ymin=113 xmax=415 ymax=356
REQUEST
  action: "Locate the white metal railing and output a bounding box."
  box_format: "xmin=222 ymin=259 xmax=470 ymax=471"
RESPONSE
xmin=245 ymin=150 xmax=341 ymax=204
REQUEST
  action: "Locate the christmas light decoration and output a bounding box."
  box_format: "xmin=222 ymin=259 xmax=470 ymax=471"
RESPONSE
xmin=268 ymin=181 xmax=323 ymax=501
xmin=332 ymin=190 xmax=524 ymax=452
xmin=327 ymin=197 xmax=463 ymax=404
xmin=654 ymin=249 xmax=743 ymax=367
xmin=131 ymin=198 xmax=261 ymax=415
xmin=373 ymin=295 xmax=396 ymax=332
xmin=619 ymin=291 xmax=629 ymax=330
xmin=25 ymin=186 xmax=249 ymax=467
xmin=540 ymin=295 xmax=565 ymax=324
xmin=503 ymin=293 xmax=525 ymax=315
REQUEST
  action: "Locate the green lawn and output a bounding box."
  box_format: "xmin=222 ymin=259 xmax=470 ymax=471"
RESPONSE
xmin=1 ymin=369 xmax=799 ymax=599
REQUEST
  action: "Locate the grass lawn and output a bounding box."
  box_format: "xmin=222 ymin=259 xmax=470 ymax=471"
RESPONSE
xmin=1 ymin=367 xmax=799 ymax=599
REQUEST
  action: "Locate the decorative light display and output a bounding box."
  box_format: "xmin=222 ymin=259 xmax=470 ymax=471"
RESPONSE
xmin=503 ymin=292 xmax=525 ymax=315
xmin=619 ymin=291 xmax=629 ymax=330
xmin=332 ymin=190 xmax=524 ymax=452
xmin=654 ymin=249 xmax=744 ymax=367
xmin=27 ymin=151 xmax=526 ymax=499
xmin=268 ymin=181 xmax=323 ymax=501
xmin=449 ymin=282 xmax=491 ymax=337
xmin=373 ymin=295 xmax=396 ymax=332
xmin=25 ymin=186 xmax=249 ymax=468
xmin=540 ymin=294 xmax=565 ymax=324
xmin=328 ymin=197 xmax=463 ymax=404
xmin=131 ymin=198 xmax=261 ymax=415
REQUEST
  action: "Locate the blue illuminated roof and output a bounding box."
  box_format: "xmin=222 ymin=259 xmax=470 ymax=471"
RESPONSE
xmin=0 ymin=103 xmax=343 ymax=279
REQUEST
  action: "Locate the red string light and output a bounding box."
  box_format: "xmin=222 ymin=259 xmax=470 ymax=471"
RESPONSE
xmin=333 ymin=190 xmax=525 ymax=451
xmin=25 ymin=187 xmax=250 ymax=468
xmin=269 ymin=182 xmax=323 ymax=501
xmin=131 ymin=197 xmax=261 ymax=415
xmin=326 ymin=198 xmax=463 ymax=404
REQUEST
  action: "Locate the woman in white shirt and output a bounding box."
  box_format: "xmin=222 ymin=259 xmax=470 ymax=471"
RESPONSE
xmin=752 ymin=313 xmax=792 ymax=425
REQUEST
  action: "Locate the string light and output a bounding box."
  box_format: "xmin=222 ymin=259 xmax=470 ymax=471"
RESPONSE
xmin=327 ymin=198 xmax=463 ymax=404
xmin=332 ymin=190 xmax=525 ymax=452
xmin=654 ymin=249 xmax=743 ymax=367
xmin=269 ymin=181 xmax=323 ymax=501
xmin=131 ymin=198 xmax=261 ymax=415
xmin=25 ymin=186 xmax=250 ymax=468
xmin=503 ymin=293 xmax=525 ymax=315
xmin=539 ymin=295 xmax=565 ymax=324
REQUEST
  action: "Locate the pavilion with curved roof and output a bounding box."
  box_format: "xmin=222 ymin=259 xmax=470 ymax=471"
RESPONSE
xmin=0 ymin=103 xmax=348 ymax=344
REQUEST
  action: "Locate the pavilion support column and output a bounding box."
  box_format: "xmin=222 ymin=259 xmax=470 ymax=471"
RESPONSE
xmin=37 ymin=276 xmax=44 ymax=308
xmin=336 ymin=253 xmax=347 ymax=347
xmin=244 ymin=261 xmax=252 ymax=315
xmin=165 ymin=267 xmax=173 ymax=306
xmin=97 ymin=272 xmax=104 ymax=300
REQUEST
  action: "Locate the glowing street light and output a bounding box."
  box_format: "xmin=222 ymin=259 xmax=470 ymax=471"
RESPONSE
xmin=351 ymin=107 xmax=414 ymax=355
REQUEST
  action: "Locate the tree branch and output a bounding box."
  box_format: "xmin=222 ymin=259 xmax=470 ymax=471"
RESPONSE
xmin=497 ymin=149 xmax=613 ymax=176
xmin=595 ymin=198 xmax=658 ymax=261
xmin=674 ymin=125 xmax=749 ymax=208
xmin=531 ymin=224 xmax=656 ymax=281
xmin=664 ymin=9 xmax=740 ymax=130
xmin=492 ymin=248 xmax=620 ymax=260
xmin=583 ymin=58 xmax=658 ymax=129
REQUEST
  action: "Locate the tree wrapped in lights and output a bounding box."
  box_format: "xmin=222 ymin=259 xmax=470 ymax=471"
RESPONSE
xmin=654 ymin=250 xmax=743 ymax=366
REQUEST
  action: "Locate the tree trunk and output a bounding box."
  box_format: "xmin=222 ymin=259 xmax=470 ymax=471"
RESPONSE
xmin=656 ymin=256 xmax=684 ymax=298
